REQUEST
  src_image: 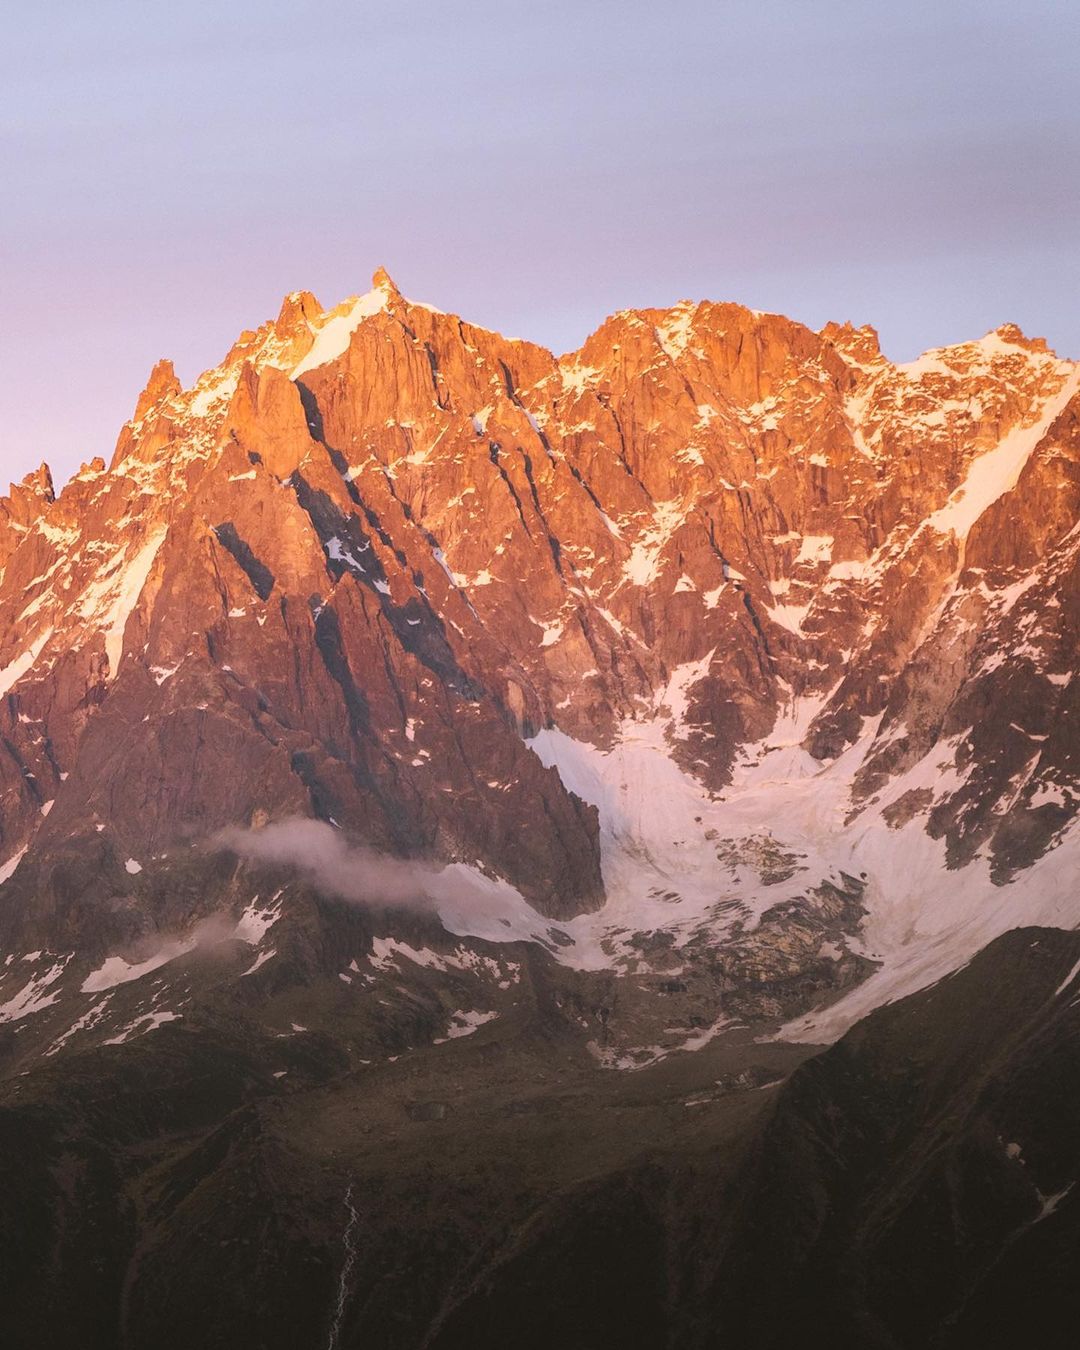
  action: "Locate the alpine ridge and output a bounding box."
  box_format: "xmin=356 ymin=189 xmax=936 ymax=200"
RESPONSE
xmin=0 ymin=270 xmax=1078 ymax=1349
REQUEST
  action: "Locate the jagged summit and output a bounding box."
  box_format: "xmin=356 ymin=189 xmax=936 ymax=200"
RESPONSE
xmin=0 ymin=270 xmax=1077 ymax=1058
xmin=131 ymin=357 xmax=181 ymax=421
xmin=0 ymin=462 xmax=56 ymax=572
xmin=819 ymin=319 xmax=883 ymax=365
xmin=370 ymin=264 xmax=400 ymax=295
xmin=0 ymin=274 xmax=1079 ymax=1345
xmin=990 ymin=321 xmax=1053 ymax=353
xmin=275 ymin=289 xmax=323 ymax=328
xmin=6 ymin=461 xmax=54 ymax=502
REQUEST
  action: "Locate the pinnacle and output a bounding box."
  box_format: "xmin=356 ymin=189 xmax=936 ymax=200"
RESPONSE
xmin=277 ymin=290 xmax=322 ymax=327
xmin=371 ymin=266 xmax=401 ymax=295
xmin=147 ymin=356 xmax=177 ymax=384
xmin=3 ymin=461 xmax=54 ymax=505
xmin=132 ymin=358 xmax=182 ymax=423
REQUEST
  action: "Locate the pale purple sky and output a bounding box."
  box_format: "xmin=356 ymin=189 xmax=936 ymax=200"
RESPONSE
xmin=2 ymin=0 xmax=1078 ymax=490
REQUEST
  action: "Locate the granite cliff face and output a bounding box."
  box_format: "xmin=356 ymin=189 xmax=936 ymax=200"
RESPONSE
xmin=0 ymin=273 xmax=1078 ymax=1347
xmin=1 ymin=270 xmax=1076 ymax=1012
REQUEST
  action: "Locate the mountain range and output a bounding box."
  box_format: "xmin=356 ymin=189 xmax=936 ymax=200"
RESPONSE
xmin=1 ymin=270 xmax=1077 ymax=1348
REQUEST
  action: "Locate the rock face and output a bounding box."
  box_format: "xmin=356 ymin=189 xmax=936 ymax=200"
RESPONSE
xmin=0 ymin=271 xmax=1076 ymax=980
xmin=0 ymin=463 xmax=54 ymax=572
xmin=417 ymin=927 xmax=1080 ymax=1350
xmin=1 ymin=270 xmax=1079 ymax=1348
xmin=684 ymin=927 xmax=1080 ymax=1350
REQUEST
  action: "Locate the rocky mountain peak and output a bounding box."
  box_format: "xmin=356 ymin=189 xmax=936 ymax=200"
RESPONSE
xmin=10 ymin=461 xmax=54 ymax=504
xmin=133 ymin=357 xmax=182 ymax=422
xmin=276 ymin=289 xmax=323 ymax=329
xmin=371 ymin=265 xmax=400 ymax=297
xmin=0 ymin=463 xmax=57 ymax=573
xmin=0 ymin=273 xmax=1076 ymax=1093
xmin=991 ymin=321 xmax=1052 ymax=354
xmin=1 ymin=275 xmax=1079 ymax=1350
xmin=820 ymin=318 xmax=883 ymax=365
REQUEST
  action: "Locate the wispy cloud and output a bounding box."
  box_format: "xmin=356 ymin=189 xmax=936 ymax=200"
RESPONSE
xmin=214 ymin=818 xmax=458 ymax=911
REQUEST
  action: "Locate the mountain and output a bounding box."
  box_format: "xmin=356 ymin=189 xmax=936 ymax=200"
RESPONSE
xmin=0 ymin=271 xmax=1077 ymax=1348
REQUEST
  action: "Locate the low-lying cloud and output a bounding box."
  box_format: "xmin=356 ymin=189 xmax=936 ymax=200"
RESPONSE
xmin=213 ymin=818 xmax=457 ymax=911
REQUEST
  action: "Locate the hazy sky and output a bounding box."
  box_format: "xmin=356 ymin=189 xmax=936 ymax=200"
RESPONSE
xmin=2 ymin=0 xmax=1078 ymax=489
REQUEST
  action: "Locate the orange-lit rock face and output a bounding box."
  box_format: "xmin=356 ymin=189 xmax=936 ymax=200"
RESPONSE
xmin=0 ymin=270 xmax=1076 ymax=949
xmin=0 ymin=463 xmax=55 ymax=572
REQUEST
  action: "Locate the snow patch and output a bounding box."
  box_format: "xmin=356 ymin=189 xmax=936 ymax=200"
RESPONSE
xmin=78 ymin=531 xmax=167 ymax=681
xmin=0 ymin=847 xmax=28 ymax=886
xmin=434 ymin=1008 xmax=498 ymax=1043
xmin=234 ymin=892 xmax=283 ymax=944
xmin=103 ymin=1010 xmax=181 ymax=1045
xmin=241 ymin=948 xmax=276 ymax=977
xmin=927 ymin=369 xmax=1080 ymax=539
xmin=0 ymin=628 xmax=53 ymax=697
xmin=291 ymin=286 xmax=391 ymax=378
xmin=82 ymin=939 xmax=197 ymax=993
xmin=0 ymin=958 xmax=68 ymax=1022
